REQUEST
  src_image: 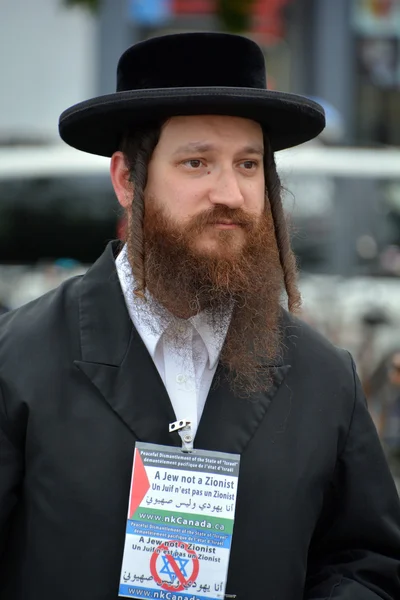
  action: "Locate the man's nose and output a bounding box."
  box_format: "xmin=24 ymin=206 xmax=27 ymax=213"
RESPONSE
xmin=209 ymin=169 xmax=245 ymax=209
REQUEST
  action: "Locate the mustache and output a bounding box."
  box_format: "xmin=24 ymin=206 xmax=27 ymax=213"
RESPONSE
xmin=186 ymin=206 xmax=258 ymax=233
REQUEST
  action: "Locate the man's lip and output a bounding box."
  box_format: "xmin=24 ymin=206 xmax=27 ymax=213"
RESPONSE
xmin=208 ymin=222 xmax=241 ymax=229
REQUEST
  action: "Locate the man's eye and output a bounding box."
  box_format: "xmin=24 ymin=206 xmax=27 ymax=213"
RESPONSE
xmin=183 ymin=159 xmax=203 ymax=169
xmin=241 ymin=160 xmax=258 ymax=169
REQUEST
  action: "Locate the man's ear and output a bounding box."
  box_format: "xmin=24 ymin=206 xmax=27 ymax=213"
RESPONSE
xmin=110 ymin=151 xmax=133 ymax=208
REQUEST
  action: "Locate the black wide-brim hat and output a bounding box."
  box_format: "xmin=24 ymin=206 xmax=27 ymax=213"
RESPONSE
xmin=59 ymin=32 xmax=325 ymax=157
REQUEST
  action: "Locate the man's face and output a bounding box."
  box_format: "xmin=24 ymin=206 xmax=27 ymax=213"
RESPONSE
xmin=120 ymin=115 xmax=285 ymax=394
xmin=145 ymin=115 xmax=265 ymax=257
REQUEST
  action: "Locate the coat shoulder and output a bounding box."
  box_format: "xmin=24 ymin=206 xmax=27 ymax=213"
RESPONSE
xmin=279 ymin=311 xmax=362 ymax=444
xmin=281 ymin=310 xmax=355 ymax=381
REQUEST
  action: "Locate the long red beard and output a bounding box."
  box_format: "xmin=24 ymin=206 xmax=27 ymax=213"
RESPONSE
xmin=126 ymin=199 xmax=285 ymax=395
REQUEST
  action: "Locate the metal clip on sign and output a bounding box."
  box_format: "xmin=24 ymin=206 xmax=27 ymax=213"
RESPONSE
xmin=169 ymin=419 xmax=193 ymax=453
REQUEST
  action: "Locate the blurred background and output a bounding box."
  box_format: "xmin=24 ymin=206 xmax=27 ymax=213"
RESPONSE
xmin=1 ymin=0 xmax=400 ymax=476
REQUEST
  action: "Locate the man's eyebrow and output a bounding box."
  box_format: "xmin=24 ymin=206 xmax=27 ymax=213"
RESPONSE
xmin=172 ymin=142 xmax=264 ymax=156
xmin=172 ymin=142 xmax=216 ymax=155
xmin=238 ymin=144 xmax=264 ymax=156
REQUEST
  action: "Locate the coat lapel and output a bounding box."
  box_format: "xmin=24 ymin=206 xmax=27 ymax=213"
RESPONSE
xmin=74 ymin=242 xmax=181 ymax=447
xmin=196 ymin=364 xmax=290 ymax=453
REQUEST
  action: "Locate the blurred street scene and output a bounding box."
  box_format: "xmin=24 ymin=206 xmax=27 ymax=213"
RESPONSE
xmin=1 ymin=0 xmax=400 ymax=477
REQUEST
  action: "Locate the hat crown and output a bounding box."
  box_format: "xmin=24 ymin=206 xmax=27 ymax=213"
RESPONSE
xmin=117 ymin=32 xmax=267 ymax=93
xmin=59 ymin=32 xmax=325 ymax=157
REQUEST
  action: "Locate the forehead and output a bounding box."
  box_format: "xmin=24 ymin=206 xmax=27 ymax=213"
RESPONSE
xmin=157 ymin=115 xmax=263 ymax=150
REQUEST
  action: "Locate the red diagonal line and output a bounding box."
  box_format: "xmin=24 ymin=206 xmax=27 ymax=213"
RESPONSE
xmin=165 ymin=553 xmax=190 ymax=587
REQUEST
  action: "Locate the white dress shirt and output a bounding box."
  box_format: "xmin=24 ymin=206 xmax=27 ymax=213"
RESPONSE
xmin=116 ymin=246 xmax=230 ymax=438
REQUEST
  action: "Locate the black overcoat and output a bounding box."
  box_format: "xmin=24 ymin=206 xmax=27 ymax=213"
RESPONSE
xmin=0 ymin=242 xmax=400 ymax=600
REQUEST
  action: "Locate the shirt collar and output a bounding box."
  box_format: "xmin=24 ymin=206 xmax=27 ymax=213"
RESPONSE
xmin=115 ymin=245 xmax=230 ymax=367
xmin=116 ymin=245 xmax=169 ymax=358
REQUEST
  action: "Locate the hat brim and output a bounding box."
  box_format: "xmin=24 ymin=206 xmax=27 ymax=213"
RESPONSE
xmin=59 ymin=87 xmax=325 ymax=157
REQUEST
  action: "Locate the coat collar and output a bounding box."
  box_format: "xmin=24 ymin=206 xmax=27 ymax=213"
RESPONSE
xmin=74 ymin=241 xmax=292 ymax=453
xmin=74 ymin=241 xmax=180 ymax=446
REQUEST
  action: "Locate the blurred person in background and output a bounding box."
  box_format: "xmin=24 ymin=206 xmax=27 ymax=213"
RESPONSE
xmin=0 ymin=32 xmax=400 ymax=600
xmin=371 ymin=350 xmax=400 ymax=476
xmin=386 ymin=352 xmax=400 ymax=460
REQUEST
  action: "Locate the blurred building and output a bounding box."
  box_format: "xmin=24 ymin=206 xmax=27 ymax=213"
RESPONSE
xmin=1 ymin=0 xmax=400 ymax=147
xmin=0 ymin=0 xmax=96 ymax=145
xmin=97 ymin=0 xmax=400 ymax=147
xmin=288 ymin=0 xmax=400 ymax=147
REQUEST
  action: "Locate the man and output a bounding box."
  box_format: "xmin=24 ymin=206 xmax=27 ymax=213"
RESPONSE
xmin=0 ymin=32 xmax=399 ymax=600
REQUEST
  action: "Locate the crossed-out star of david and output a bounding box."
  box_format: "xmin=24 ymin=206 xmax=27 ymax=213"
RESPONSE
xmin=159 ymin=555 xmax=190 ymax=583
